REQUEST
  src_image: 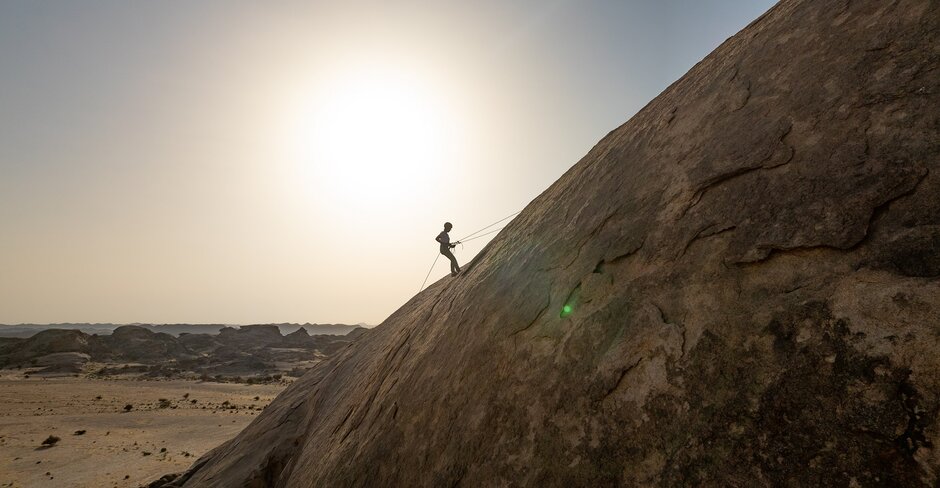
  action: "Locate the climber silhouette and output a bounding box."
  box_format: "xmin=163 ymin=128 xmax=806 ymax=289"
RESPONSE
xmin=436 ymin=222 xmax=461 ymax=276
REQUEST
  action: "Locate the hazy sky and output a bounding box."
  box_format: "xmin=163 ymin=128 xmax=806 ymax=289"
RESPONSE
xmin=0 ymin=0 xmax=776 ymax=325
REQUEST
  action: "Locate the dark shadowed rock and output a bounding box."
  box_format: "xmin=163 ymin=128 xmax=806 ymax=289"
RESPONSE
xmin=31 ymin=352 xmax=91 ymax=375
xmin=283 ymin=328 xmax=314 ymax=346
xmin=177 ymin=333 xmax=223 ymax=354
xmin=110 ymin=325 xmax=156 ymax=340
xmin=100 ymin=326 xmax=195 ymax=362
xmin=0 ymin=329 xmax=90 ymax=366
xmin=119 ymin=1 xmax=940 ymax=485
xmin=217 ymin=325 xmax=284 ymax=347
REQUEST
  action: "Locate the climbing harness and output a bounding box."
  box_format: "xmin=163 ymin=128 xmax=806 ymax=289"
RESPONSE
xmin=417 ymin=210 xmax=521 ymax=292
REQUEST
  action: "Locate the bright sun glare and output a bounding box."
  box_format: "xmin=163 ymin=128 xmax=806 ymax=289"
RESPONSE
xmin=294 ymin=66 xmax=452 ymax=216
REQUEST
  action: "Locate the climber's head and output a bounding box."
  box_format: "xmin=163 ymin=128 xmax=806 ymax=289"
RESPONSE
xmin=444 ymin=222 xmax=453 ymax=232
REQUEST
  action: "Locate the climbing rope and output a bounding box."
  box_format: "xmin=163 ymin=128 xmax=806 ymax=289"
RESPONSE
xmin=454 ymin=211 xmax=521 ymax=244
xmin=417 ymin=210 xmax=521 ymax=293
xmin=459 ymin=226 xmax=505 ymax=243
xmin=418 ymin=253 xmax=441 ymax=293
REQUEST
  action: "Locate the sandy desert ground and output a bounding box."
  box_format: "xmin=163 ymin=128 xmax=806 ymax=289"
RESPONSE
xmin=0 ymin=374 xmax=286 ymax=487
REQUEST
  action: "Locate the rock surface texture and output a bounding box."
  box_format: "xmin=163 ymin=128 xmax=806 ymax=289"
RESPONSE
xmin=162 ymin=0 xmax=940 ymax=486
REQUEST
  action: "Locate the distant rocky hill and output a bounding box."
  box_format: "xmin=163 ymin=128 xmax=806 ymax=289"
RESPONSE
xmin=0 ymin=322 xmax=365 ymax=338
xmin=155 ymin=0 xmax=940 ymax=486
xmin=0 ymin=324 xmax=371 ymax=381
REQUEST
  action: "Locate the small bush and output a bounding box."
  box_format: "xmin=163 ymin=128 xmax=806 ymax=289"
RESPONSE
xmin=41 ymin=435 xmax=60 ymax=446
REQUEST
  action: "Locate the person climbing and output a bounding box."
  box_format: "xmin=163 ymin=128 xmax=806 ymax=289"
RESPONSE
xmin=436 ymin=222 xmax=461 ymax=277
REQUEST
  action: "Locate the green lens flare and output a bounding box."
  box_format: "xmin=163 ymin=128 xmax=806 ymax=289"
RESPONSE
xmin=561 ymin=304 xmax=573 ymax=317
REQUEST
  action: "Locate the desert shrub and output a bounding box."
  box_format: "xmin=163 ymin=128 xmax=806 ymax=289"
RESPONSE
xmin=41 ymin=435 xmax=60 ymax=446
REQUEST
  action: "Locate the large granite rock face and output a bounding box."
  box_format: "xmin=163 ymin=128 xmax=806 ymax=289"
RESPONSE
xmin=164 ymin=1 xmax=940 ymax=486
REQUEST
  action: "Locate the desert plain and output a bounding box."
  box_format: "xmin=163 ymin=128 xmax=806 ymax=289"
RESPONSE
xmin=0 ymin=374 xmax=285 ymax=488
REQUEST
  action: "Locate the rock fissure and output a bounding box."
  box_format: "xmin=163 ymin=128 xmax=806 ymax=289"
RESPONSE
xmin=509 ymin=289 xmax=554 ymax=338
xmin=679 ymin=224 xmax=737 ymax=259
xmin=600 ymin=357 xmax=644 ymax=402
xmin=563 ymin=210 xmax=620 ymax=271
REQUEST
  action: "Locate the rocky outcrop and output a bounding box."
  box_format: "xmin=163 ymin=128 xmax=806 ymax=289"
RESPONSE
xmin=97 ymin=326 xmax=195 ymax=362
xmin=285 ymin=328 xmax=312 ymax=342
xmin=0 ymin=325 xmax=360 ymax=379
xmin=0 ymin=329 xmax=90 ymax=366
xmin=32 ymin=352 xmax=91 ymax=375
xmin=162 ymin=1 xmax=940 ymax=486
xmin=218 ymin=325 xmax=285 ymax=347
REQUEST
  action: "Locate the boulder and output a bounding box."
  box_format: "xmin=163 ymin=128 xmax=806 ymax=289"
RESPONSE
xmin=155 ymin=0 xmax=940 ymax=485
